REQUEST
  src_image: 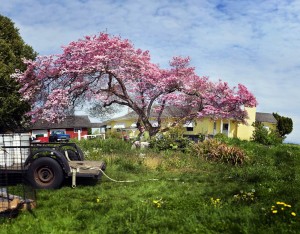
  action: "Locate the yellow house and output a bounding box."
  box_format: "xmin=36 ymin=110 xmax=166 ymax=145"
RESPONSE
xmin=100 ymin=107 xmax=277 ymax=141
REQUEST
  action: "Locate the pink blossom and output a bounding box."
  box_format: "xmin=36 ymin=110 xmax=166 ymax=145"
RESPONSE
xmin=12 ymin=33 xmax=257 ymax=132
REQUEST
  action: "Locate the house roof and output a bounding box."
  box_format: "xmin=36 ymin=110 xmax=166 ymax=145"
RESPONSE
xmin=110 ymin=111 xmax=139 ymax=121
xmin=116 ymin=106 xmax=191 ymax=120
xmin=90 ymin=122 xmax=103 ymax=128
xmin=255 ymin=112 xmax=277 ymax=124
xmin=30 ymin=115 xmax=93 ymax=130
xmin=98 ymin=106 xmax=191 ymax=127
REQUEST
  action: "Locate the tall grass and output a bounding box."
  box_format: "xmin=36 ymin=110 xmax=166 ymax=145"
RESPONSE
xmin=1 ymin=138 xmax=299 ymax=233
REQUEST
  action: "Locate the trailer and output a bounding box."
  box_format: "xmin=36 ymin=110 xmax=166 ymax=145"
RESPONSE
xmin=0 ymin=134 xmax=106 ymax=189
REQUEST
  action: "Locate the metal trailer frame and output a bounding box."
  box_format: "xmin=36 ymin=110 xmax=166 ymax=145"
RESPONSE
xmin=1 ymin=141 xmax=106 ymax=189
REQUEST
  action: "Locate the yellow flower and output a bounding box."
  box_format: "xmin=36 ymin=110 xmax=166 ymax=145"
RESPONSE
xmin=96 ymin=198 xmax=100 ymax=203
xmin=291 ymin=212 xmax=296 ymax=217
xmin=153 ymin=199 xmax=163 ymax=208
xmin=272 ymin=210 xmax=278 ymax=214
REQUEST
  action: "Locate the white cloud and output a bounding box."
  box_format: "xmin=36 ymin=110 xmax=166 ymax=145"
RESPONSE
xmin=1 ymin=0 xmax=299 ymax=143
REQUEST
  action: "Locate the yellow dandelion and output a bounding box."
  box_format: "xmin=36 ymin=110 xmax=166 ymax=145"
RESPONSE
xmin=291 ymin=212 xmax=296 ymax=217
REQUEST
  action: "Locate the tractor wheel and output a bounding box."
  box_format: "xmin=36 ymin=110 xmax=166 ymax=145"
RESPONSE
xmin=26 ymin=157 xmax=64 ymax=189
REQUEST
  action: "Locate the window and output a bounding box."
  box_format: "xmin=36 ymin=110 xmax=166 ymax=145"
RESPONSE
xmin=184 ymin=121 xmax=194 ymax=131
xmin=74 ymin=128 xmax=82 ymax=133
xmin=113 ymin=123 xmax=125 ymax=129
xmin=223 ymin=124 xmax=229 ymax=131
xmin=263 ymin=126 xmax=270 ymax=131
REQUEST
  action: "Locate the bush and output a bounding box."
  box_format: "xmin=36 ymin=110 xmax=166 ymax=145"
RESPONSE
xmin=149 ymin=126 xmax=192 ymax=152
xmin=150 ymin=136 xmax=191 ymax=152
xmin=251 ymin=122 xmax=283 ymax=145
xmin=273 ymin=113 xmax=293 ymax=137
xmin=105 ymin=131 xmax=123 ymax=139
xmin=191 ymin=139 xmax=247 ymax=165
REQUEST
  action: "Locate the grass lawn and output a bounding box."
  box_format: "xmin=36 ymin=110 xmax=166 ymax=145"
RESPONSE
xmin=1 ymin=139 xmax=299 ymax=233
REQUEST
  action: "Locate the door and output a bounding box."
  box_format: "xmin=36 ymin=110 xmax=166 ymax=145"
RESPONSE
xmin=222 ymin=123 xmax=229 ymax=136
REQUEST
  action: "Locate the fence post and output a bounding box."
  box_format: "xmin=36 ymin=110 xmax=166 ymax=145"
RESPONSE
xmin=78 ymin=130 xmax=81 ymax=141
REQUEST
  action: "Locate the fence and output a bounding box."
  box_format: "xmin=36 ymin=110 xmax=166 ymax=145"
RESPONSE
xmin=81 ymin=133 xmax=106 ymax=140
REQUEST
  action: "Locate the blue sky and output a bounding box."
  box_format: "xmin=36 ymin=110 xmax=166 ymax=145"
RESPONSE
xmin=1 ymin=0 xmax=299 ymax=143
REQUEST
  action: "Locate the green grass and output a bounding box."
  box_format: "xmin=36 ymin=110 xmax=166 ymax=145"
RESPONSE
xmin=1 ymin=139 xmax=300 ymax=233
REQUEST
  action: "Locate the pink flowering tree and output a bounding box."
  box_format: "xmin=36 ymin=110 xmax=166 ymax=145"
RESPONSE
xmin=13 ymin=33 xmax=257 ymax=136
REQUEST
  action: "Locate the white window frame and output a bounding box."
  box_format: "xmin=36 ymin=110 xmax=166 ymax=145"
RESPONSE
xmin=74 ymin=128 xmax=82 ymax=133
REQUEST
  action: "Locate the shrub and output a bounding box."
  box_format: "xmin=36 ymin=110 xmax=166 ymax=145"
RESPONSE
xmin=150 ymin=126 xmax=192 ymax=152
xmin=214 ymin=133 xmax=229 ymax=142
xmin=150 ymin=136 xmax=191 ymax=152
xmin=213 ymin=133 xmax=250 ymax=148
xmin=273 ymin=113 xmax=293 ymax=137
xmin=251 ymin=122 xmax=283 ymax=145
xmin=191 ymin=139 xmax=247 ymax=165
xmin=105 ymin=131 xmax=123 ymax=139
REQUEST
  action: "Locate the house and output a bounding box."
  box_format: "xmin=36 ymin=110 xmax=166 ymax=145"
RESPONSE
xmin=29 ymin=115 xmax=95 ymax=141
xmin=100 ymin=107 xmax=277 ymax=141
xmin=98 ymin=111 xmax=139 ymax=139
xmin=255 ymin=112 xmax=277 ymax=131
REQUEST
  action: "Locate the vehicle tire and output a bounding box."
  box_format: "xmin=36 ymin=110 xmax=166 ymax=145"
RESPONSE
xmin=65 ymin=149 xmax=80 ymax=161
xmin=58 ymin=145 xmax=82 ymax=161
xmin=26 ymin=157 xmax=64 ymax=189
xmin=76 ymin=146 xmax=85 ymax=161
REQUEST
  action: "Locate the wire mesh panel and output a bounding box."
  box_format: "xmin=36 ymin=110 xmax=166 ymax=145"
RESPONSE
xmin=0 ymin=134 xmax=36 ymax=219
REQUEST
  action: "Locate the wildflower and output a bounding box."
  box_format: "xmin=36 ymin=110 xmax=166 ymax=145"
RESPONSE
xmin=291 ymin=212 xmax=296 ymax=217
xmin=210 ymin=197 xmax=221 ymax=208
xmin=152 ymin=198 xmax=163 ymax=208
xmin=96 ymin=198 xmax=100 ymax=203
xmin=272 ymin=210 xmax=278 ymax=214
